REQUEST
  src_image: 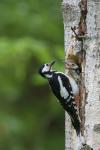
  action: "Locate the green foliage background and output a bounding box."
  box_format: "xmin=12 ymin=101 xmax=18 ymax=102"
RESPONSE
xmin=0 ymin=0 xmax=64 ymax=150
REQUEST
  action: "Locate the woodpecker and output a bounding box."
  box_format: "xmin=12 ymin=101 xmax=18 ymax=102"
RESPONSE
xmin=65 ymin=60 xmax=81 ymax=76
xmin=64 ymin=55 xmax=82 ymax=108
xmin=39 ymin=60 xmax=81 ymax=136
xmin=65 ymin=55 xmax=81 ymax=81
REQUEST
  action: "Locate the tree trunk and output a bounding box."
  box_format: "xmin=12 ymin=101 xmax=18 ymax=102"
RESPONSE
xmin=84 ymin=1 xmax=100 ymax=149
xmin=62 ymin=0 xmax=83 ymax=149
xmin=62 ymin=0 xmax=100 ymax=150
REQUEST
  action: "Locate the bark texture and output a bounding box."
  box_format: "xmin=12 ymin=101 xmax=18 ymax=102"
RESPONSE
xmin=62 ymin=0 xmax=82 ymax=149
xmin=84 ymin=1 xmax=100 ymax=149
xmin=62 ymin=0 xmax=100 ymax=150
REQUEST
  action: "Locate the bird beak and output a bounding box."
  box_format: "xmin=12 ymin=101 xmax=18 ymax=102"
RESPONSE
xmin=64 ymin=61 xmax=71 ymax=69
xmin=49 ymin=60 xmax=56 ymax=69
xmin=50 ymin=60 xmax=56 ymax=66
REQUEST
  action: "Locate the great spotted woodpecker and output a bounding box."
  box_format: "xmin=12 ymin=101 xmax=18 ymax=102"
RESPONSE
xmin=64 ymin=55 xmax=81 ymax=81
xmin=65 ymin=60 xmax=81 ymax=77
xmin=64 ymin=55 xmax=82 ymax=108
xmin=39 ymin=60 xmax=81 ymax=136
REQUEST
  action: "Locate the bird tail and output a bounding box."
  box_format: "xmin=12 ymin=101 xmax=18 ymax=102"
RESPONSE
xmin=67 ymin=104 xmax=81 ymax=136
xmin=71 ymin=117 xmax=81 ymax=136
xmin=60 ymin=97 xmax=81 ymax=135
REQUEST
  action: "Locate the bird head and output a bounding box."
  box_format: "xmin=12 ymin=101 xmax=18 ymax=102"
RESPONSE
xmin=39 ymin=60 xmax=56 ymax=78
xmin=65 ymin=55 xmax=81 ymax=72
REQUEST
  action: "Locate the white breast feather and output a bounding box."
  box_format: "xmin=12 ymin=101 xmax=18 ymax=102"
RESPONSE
xmin=68 ymin=76 xmax=79 ymax=95
xmin=58 ymin=76 xmax=69 ymax=99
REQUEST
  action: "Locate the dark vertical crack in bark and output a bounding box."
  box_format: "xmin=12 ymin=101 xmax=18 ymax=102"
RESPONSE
xmin=78 ymin=0 xmax=87 ymax=136
xmin=78 ymin=1 xmax=93 ymax=149
xmin=78 ymin=0 xmax=87 ymax=36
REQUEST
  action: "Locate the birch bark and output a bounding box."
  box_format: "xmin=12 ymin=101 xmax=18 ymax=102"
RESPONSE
xmin=62 ymin=1 xmax=81 ymax=149
xmin=85 ymin=1 xmax=100 ymax=149
xmin=62 ymin=0 xmax=100 ymax=150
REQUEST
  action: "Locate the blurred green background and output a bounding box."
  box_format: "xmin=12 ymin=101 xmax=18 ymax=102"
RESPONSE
xmin=0 ymin=0 xmax=64 ymax=150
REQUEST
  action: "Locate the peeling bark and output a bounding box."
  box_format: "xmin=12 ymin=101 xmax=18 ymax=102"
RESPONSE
xmin=78 ymin=0 xmax=87 ymax=36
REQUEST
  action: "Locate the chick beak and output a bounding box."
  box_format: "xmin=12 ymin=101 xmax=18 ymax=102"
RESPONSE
xmin=65 ymin=61 xmax=71 ymax=69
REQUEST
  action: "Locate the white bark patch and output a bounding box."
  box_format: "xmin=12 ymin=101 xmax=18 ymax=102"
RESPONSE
xmin=58 ymin=76 xmax=69 ymax=99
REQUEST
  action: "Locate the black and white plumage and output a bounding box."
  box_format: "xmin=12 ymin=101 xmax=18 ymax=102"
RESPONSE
xmin=39 ymin=60 xmax=81 ymax=135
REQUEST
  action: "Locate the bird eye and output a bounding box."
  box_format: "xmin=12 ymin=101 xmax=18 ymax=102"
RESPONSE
xmin=72 ymin=63 xmax=75 ymax=66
